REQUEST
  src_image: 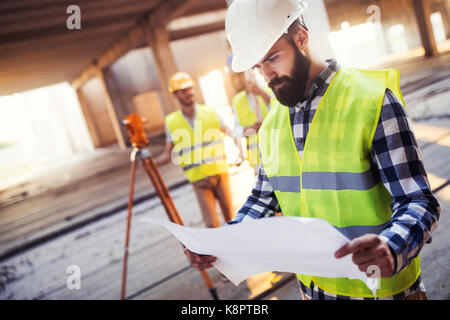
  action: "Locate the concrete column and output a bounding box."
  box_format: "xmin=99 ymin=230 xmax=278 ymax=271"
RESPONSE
xmin=102 ymin=67 xmax=134 ymax=125
xmin=144 ymin=18 xmax=178 ymax=116
xmin=438 ymin=1 xmax=450 ymax=39
xmin=74 ymin=87 xmax=101 ymax=148
xmin=96 ymin=67 xmax=127 ymax=149
xmin=447 ymin=0 xmax=450 ymax=38
xmin=412 ymin=0 xmax=438 ymax=56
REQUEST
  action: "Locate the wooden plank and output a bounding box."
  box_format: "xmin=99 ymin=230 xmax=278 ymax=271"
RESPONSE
xmin=0 ymin=20 xmax=132 ymax=54
xmin=149 ymin=0 xmax=202 ymax=27
xmin=0 ymin=0 xmax=159 ymax=25
xmin=0 ymin=38 xmax=118 ymax=73
xmin=0 ymin=11 xmax=141 ymax=45
xmin=169 ymin=20 xmax=225 ymax=41
xmin=184 ymin=0 xmax=228 ymax=17
xmin=167 ymin=0 xmax=206 ymax=22
xmin=0 ymin=0 xmax=91 ymax=12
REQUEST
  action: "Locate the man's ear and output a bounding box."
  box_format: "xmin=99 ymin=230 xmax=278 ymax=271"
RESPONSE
xmin=292 ymin=27 xmax=309 ymax=53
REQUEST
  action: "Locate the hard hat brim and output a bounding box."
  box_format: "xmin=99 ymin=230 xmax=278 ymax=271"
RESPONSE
xmin=231 ymin=42 xmax=274 ymax=73
xmin=169 ymin=80 xmax=194 ymax=93
xmin=229 ymin=2 xmax=305 ymax=73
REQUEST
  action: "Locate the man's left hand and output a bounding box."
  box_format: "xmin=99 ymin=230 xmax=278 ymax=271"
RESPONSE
xmin=334 ymin=234 xmax=395 ymax=278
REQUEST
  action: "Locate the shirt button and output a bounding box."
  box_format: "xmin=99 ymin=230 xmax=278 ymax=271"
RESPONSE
xmin=298 ymin=138 xmax=304 ymax=144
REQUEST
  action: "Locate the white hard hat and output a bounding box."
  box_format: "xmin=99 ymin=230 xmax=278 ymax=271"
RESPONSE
xmin=226 ymin=0 xmax=308 ymax=73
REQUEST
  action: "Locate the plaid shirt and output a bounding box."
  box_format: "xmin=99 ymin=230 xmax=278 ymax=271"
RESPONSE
xmin=230 ymin=59 xmax=441 ymax=300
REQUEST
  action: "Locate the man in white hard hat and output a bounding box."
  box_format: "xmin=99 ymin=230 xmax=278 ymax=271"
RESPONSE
xmin=184 ymin=0 xmax=440 ymax=300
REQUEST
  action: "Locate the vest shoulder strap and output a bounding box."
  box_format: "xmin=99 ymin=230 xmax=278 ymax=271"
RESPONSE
xmin=165 ymin=110 xmax=185 ymax=134
xmin=232 ymin=90 xmax=248 ymax=107
xmin=352 ymin=68 xmax=404 ymax=106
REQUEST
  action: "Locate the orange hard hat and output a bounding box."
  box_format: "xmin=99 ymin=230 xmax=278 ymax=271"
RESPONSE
xmin=168 ymin=72 xmax=194 ymax=93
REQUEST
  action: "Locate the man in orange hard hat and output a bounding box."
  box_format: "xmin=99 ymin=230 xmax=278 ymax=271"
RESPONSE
xmin=155 ymin=72 xmax=235 ymax=229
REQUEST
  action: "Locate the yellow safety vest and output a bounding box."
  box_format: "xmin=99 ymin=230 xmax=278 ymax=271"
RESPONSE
xmin=233 ymin=90 xmax=270 ymax=165
xmin=166 ymin=104 xmax=228 ymax=183
xmin=258 ymin=68 xmax=420 ymax=298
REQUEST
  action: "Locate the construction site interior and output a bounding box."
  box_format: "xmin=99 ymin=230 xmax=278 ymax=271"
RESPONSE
xmin=0 ymin=0 xmax=449 ymax=300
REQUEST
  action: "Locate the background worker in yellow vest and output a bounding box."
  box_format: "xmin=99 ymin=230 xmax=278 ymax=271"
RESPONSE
xmin=184 ymin=0 xmax=440 ymax=300
xmin=155 ymin=72 xmax=234 ymax=229
xmin=227 ymin=54 xmax=273 ymax=173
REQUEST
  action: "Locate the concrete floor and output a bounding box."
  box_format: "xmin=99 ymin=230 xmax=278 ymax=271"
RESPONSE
xmin=0 ymin=52 xmax=449 ymax=300
xmin=0 ymin=161 xmax=301 ymax=300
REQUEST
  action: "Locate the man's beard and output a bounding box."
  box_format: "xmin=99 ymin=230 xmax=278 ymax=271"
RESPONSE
xmin=179 ymin=95 xmax=194 ymax=107
xmin=269 ymin=46 xmax=311 ymax=107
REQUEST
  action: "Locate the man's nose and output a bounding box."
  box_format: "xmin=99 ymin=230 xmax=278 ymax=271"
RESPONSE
xmin=261 ymin=64 xmax=277 ymax=84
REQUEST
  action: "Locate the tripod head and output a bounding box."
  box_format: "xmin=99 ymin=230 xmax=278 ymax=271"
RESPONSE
xmin=122 ymin=113 xmax=149 ymax=148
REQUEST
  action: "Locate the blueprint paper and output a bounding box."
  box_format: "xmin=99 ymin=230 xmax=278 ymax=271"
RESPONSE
xmin=141 ymin=216 xmax=373 ymax=292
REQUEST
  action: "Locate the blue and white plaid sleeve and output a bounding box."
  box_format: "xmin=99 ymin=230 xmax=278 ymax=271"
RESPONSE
xmin=374 ymin=89 xmax=441 ymax=275
xmin=228 ymin=164 xmax=280 ymax=224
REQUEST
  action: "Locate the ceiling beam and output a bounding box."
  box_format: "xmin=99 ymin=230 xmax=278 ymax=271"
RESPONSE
xmin=0 ymin=0 xmax=152 ymax=16
xmin=70 ymin=0 xmax=228 ymax=89
xmin=0 ymin=0 xmax=139 ymax=13
xmin=71 ymin=23 xmax=145 ymax=89
xmin=0 ymin=0 xmax=158 ymax=34
xmin=168 ymin=0 xmax=207 ymax=21
xmin=70 ymin=0 xmax=202 ymax=88
xmin=0 ymin=10 xmax=146 ymax=46
xmin=183 ymin=0 xmax=228 ymax=17
xmin=0 ymin=22 xmax=130 ymax=58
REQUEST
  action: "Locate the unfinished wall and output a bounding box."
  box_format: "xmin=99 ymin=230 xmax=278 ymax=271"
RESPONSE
xmin=324 ymin=0 xmax=450 ymax=53
xmin=103 ymin=30 xmax=233 ymax=138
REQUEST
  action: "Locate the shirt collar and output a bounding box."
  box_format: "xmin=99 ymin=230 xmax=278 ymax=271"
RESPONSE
xmin=296 ymin=59 xmax=341 ymax=107
xmin=181 ymin=103 xmax=197 ymax=122
xmin=312 ymin=59 xmax=340 ymax=92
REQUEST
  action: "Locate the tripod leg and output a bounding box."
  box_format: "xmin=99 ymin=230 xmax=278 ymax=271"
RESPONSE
xmin=145 ymin=158 xmax=183 ymax=224
xmin=121 ymin=155 xmax=137 ymax=300
xmin=200 ymin=270 xmax=220 ymax=300
xmin=141 ymin=157 xmax=219 ymax=300
xmin=142 ymin=159 xmax=182 ymax=225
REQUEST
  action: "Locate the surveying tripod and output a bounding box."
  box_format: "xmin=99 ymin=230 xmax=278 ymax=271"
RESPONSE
xmin=120 ymin=113 xmax=219 ymax=300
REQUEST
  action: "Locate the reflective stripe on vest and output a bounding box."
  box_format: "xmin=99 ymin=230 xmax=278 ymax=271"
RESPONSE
xmin=269 ymin=168 xmax=377 ymax=192
xmin=166 ymin=104 xmax=228 ymax=183
xmin=258 ymin=68 xmax=420 ymax=298
xmin=182 ymin=154 xmax=226 ymax=172
xmin=175 ymin=139 xmax=224 ymax=157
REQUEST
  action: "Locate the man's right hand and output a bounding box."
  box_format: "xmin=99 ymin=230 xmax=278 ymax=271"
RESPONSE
xmin=183 ymin=247 xmax=217 ymax=271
